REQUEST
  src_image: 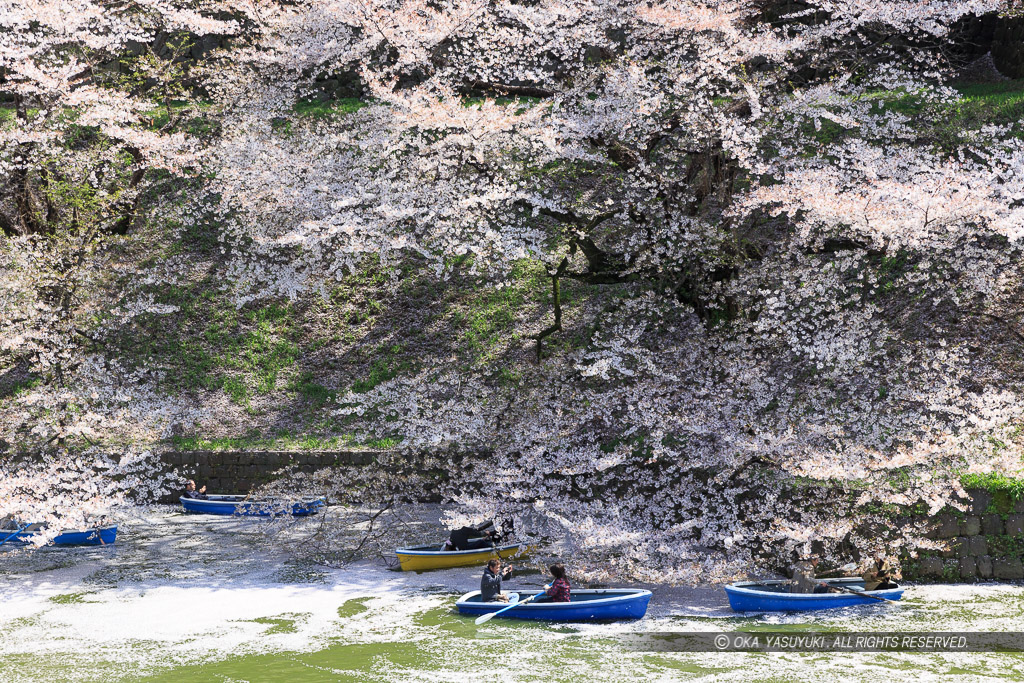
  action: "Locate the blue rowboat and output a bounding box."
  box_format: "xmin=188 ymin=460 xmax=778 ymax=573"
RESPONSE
xmin=1 ymin=524 xmax=117 ymax=547
xmin=179 ymin=495 xmax=325 ymax=516
xmin=724 ymin=577 xmax=904 ymax=612
xmin=455 ymin=588 xmax=652 ymax=622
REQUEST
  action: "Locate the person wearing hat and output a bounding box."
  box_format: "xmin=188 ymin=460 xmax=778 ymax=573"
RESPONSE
xmin=860 ymin=554 xmax=900 ymax=591
xmin=790 ymin=557 xmax=827 ymax=593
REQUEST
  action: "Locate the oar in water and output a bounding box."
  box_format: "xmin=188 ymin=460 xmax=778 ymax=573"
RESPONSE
xmin=475 ymin=586 xmax=549 ymax=625
xmin=819 ymin=581 xmax=899 ymax=604
xmin=0 ymin=524 xmax=27 ymax=548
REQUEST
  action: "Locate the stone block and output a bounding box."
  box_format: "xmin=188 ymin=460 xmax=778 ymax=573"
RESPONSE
xmin=978 ymin=555 xmax=994 ymax=579
xmin=1005 ymin=514 xmax=1024 ymax=537
xmin=969 ymin=489 xmax=993 ymax=514
xmin=982 ymin=514 xmax=1004 ymax=536
xmin=959 ymin=556 xmax=977 ymax=579
xmin=960 ymin=515 xmax=982 ymax=536
xmin=968 ymin=536 xmax=988 ymax=556
xmin=934 ymin=514 xmax=960 ymax=539
xmin=993 ymin=557 xmax=1024 ymax=580
xmin=919 ymin=556 xmax=944 ymax=577
xmin=953 ymin=537 xmax=971 ymax=558
xmin=198 ymin=464 xmax=213 ymax=479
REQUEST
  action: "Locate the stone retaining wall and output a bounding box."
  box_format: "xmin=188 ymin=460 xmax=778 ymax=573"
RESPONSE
xmin=160 ymin=450 xmax=377 ymax=502
xmin=904 ymin=488 xmax=1024 ymax=581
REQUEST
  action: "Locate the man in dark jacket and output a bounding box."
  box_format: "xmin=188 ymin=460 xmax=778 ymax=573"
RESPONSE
xmin=481 ymin=558 xmax=513 ymax=602
xmin=183 ymin=480 xmax=208 ymax=499
xmin=448 ymin=520 xmax=499 ymax=551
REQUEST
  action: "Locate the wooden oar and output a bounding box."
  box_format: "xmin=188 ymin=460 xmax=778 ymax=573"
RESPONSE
xmin=475 ymin=586 xmax=548 ymax=625
xmin=815 ymin=563 xmax=857 ymax=578
xmin=819 ymin=581 xmax=899 ymax=604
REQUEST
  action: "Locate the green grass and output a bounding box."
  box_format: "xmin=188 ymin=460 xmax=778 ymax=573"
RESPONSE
xmin=796 ymin=80 xmax=1024 ymax=150
xmin=0 ymin=100 xmax=218 ymax=136
xmin=953 ymin=79 xmax=1024 ymax=105
xmin=170 ymin=430 xmax=399 ymax=451
xmin=287 ymin=371 xmax=336 ymax=406
xmin=4 ymin=376 xmax=41 ymax=399
xmin=48 ymin=592 xmax=92 ymax=605
xmin=960 ymin=472 xmax=1024 ymax=503
xmin=351 ymin=344 xmax=411 ymax=393
xmin=294 ymin=97 xmax=367 ymax=119
xmin=144 ymin=285 xmax=302 ymax=409
xmin=143 ymin=100 xmax=218 ymax=136
xmin=454 ymin=259 xmax=548 ymax=365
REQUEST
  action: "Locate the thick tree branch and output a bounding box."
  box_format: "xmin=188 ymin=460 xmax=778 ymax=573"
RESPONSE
xmin=465 ymin=80 xmax=556 ymax=98
xmin=533 ymin=255 xmax=570 ymax=361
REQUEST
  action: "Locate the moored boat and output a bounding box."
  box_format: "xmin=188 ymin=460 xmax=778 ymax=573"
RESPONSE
xmin=724 ymin=577 xmax=904 ymax=611
xmin=0 ymin=523 xmax=118 ymax=547
xmin=455 ymin=588 xmax=652 ymax=622
xmin=395 ymin=542 xmax=528 ymax=572
xmin=179 ymin=494 xmax=325 ymax=516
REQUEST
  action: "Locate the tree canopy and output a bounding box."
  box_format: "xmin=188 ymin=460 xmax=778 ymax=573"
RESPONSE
xmin=1 ymin=1 xmax=1023 ymax=577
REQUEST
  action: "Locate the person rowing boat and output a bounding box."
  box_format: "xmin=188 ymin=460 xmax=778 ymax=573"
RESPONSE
xmin=859 ymin=554 xmax=901 ymax=590
xmin=790 ymin=557 xmax=829 ymax=593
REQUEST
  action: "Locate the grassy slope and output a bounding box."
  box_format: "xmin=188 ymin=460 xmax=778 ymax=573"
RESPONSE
xmin=2 ymin=81 xmax=1023 ymax=457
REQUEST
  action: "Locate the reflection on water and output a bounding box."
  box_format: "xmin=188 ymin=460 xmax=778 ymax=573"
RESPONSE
xmin=1 ymin=506 xmax=1023 ymax=682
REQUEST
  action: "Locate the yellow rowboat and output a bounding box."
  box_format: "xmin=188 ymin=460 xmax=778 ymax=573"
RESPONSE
xmin=395 ymin=542 xmax=529 ymax=572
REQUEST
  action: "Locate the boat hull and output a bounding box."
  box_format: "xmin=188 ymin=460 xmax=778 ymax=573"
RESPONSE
xmin=395 ymin=543 xmax=528 ymax=572
xmin=724 ymin=578 xmax=904 ymax=611
xmin=180 ymin=495 xmax=325 ymax=516
xmin=456 ymin=589 xmax=652 ymax=622
xmin=1 ymin=525 xmax=117 ymax=547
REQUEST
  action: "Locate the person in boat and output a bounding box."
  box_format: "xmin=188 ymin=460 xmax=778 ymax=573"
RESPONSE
xmin=790 ymin=557 xmax=829 ymax=593
xmin=446 ymin=520 xmax=500 ymax=551
xmin=183 ymin=480 xmax=208 ymax=499
xmin=481 ymin=558 xmax=514 ymax=602
xmin=860 ymin=554 xmax=900 ymax=590
xmin=542 ymin=562 xmax=571 ymax=602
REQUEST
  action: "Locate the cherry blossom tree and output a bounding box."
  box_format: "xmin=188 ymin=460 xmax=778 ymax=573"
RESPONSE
xmin=0 ymin=0 xmax=247 ymax=537
xmin=2 ymin=0 xmax=1022 ymax=576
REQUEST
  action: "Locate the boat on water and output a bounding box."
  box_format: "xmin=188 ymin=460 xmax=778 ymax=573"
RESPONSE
xmin=395 ymin=542 xmax=528 ymax=572
xmin=0 ymin=523 xmax=118 ymax=547
xmin=724 ymin=577 xmax=904 ymax=612
xmin=179 ymin=495 xmax=325 ymax=516
xmin=455 ymin=588 xmax=652 ymax=622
